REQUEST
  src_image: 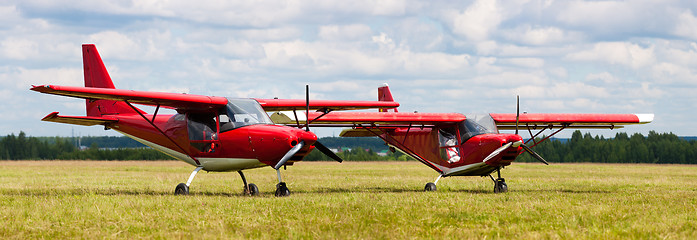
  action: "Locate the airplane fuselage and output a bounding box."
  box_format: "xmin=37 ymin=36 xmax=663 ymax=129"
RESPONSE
xmin=109 ymin=113 xmax=317 ymax=172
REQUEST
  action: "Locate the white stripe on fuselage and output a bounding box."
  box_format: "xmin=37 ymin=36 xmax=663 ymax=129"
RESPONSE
xmin=116 ymin=130 xmax=266 ymax=172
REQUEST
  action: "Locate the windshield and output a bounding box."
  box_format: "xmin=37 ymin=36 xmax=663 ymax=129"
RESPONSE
xmin=459 ymin=114 xmax=498 ymax=142
xmin=219 ymin=98 xmax=273 ymax=132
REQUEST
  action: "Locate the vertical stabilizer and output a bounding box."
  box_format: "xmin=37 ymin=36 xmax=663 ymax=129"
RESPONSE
xmin=378 ymin=83 xmax=398 ymax=112
xmin=82 ymin=44 xmax=141 ymax=116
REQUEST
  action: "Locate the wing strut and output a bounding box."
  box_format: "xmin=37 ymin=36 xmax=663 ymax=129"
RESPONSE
xmin=359 ymin=124 xmax=443 ymax=174
xmin=124 ymin=101 xmax=201 ymax=166
xmin=524 ymin=124 xmax=568 ymax=149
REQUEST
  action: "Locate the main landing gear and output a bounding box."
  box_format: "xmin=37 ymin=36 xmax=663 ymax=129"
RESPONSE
xmin=173 ymin=167 xmax=259 ymax=196
xmin=489 ymin=167 xmax=508 ymax=193
xmin=423 ymin=168 xmax=509 ymax=193
xmin=424 ymin=175 xmax=443 ymax=192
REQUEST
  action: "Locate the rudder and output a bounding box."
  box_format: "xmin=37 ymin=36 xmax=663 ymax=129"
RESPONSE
xmin=378 ymin=83 xmax=398 ymax=112
xmin=82 ymin=44 xmax=140 ymax=116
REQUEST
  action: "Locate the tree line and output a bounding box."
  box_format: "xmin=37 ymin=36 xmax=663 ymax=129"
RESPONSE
xmin=0 ymin=132 xmax=171 ymax=160
xmin=1 ymin=131 xmax=696 ymax=164
xmin=517 ymin=130 xmax=697 ymax=164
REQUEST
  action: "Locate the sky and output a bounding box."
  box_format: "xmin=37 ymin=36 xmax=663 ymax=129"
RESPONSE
xmin=1 ymin=0 xmax=696 ymax=138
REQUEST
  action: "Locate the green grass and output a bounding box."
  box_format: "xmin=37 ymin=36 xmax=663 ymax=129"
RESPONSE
xmin=1 ymin=161 xmax=696 ymax=239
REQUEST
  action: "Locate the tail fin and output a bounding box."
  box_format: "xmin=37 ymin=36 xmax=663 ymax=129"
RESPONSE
xmin=82 ymin=44 xmax=141 ymax=116
xmin=378 ymin=83 xmax=398 ymax=112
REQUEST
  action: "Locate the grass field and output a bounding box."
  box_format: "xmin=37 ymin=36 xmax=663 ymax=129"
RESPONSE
xmin=1 ymin=161 xmax=696 ymax=239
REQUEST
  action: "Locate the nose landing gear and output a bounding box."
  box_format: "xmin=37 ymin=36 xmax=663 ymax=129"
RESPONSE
xmin=489 ymin=167 xmax=508 ymax=193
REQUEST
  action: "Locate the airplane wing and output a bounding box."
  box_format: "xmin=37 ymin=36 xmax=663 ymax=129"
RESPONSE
xmin=31 ymin=85 xmax=398 ymax=112
xmin=272 ymin=111 xmax=466 ymax=125
xmin=41 ymin=112 xmax=117 ymax=126
xmin=31 ymin=85 xmax=228 ymax=111
xmin=490 ymin=113 xmax=654 ymax=130
xmin=254 ymin=98 xmax=400 ymax=112
xmin=271 ymin=111 xmax=466 ymax=137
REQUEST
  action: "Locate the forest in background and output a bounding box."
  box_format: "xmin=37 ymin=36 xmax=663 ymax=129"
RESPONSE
xmin=1 ymin=131 xmax=696 ymax=164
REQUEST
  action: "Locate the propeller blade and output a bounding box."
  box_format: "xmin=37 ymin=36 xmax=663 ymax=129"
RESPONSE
xmin=515 ymin=95 xmax=520 ymax=135
xmin=313 ymin=141 xmax=344 ymax=163
xmin=274 ymin=141 xmax=305 ymax=169
xmin=305 ymin=85 xmax=310 ymax=131
xmin=521 ymin=143 xmax=549 ymax=165
xmin=482 ymin=142 xmax=513 ymax=163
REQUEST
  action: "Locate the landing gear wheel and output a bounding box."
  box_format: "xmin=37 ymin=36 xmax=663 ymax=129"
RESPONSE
xmin=424 ymin=182 xmax=437 ymax=191
xmin=275 ymin=182 xmax=291 ymax=197
xmin=245 ymin=183 xmax=259 ymax=196
xmin=493 ymin=178 xmax=508 ymax=193
xmin=174 ymin=183 xmax=189 ymax=195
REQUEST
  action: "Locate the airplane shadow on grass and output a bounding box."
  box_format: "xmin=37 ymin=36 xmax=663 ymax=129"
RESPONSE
xmin=1 ymin=186 xmax=612 ymax=197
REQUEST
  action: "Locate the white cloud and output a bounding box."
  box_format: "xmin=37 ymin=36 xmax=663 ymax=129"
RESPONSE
xmin=674 ymin=9 xmax=697 ymax=40
xmin=0 ymin=38 xmax=39 ymax=60
xmin=585 ymin=72 xmax=619 ymax=84
xmin=501 ymin=57 xmax=545 ymax=68
xmin=504 ymin=25 xmax=584 ymax=46
xmin=450 ymin=0 xmax=504 ymax=41
xmin=318 ymin=24 xmax=373 ymax=41
xmin=565 ymin=42 xmax=655 ymax=69
xmin=87 ymin=30 xmax=171 ymax=60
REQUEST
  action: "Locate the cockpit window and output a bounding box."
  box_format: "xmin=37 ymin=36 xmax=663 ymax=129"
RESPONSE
xmin=219 ymin=98 xmax=273 ymax=132
xmin=459 ymin=114 xmax=498 ymax=142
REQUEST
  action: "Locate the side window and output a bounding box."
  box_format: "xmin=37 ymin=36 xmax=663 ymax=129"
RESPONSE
xmin=438 ymin=127 xmax=458 ymax=147
xmin=219 ymin=113 xmax=234 ymax=132
xmin=187 ymin=112 xmax=218 ymax=141
xmin=438 ymin=126 xmax=461 ymax=163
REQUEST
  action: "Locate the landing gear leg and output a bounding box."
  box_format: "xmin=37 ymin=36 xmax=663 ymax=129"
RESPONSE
xmin=274 ymin=168 xmax=291 ymax=197
xmin=425 ymin=174 xmax=443 ymax=191
xmin=175 ymin=166 xmax=203 ymax=195
xmin=238 ymin=170 xmax=258 ymax=196
xmin=489 ymin=167 xmax=508 ymax=193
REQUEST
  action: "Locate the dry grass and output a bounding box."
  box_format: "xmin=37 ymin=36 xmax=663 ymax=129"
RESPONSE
xmin=1 ymin=161 xmax=696 ymax=239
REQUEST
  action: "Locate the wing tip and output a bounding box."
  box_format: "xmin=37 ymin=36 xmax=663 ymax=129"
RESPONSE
xmin=636 ymin=114 xmax=654 ymax=123
xmin=41 ymin=112 xmax=60 ymax=121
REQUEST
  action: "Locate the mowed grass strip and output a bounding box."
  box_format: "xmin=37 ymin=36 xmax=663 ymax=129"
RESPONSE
xmin=1 ymin=161 xmax=696 ymax=239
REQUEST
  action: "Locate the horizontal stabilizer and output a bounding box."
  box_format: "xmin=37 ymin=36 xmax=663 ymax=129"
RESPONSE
xmin=339 ymin=128 xmax=378 ymax=137
xmin=41 ymin=112 xmax=117 ymax=126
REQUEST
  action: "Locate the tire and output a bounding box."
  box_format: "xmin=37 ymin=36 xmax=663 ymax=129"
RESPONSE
xmin=247 ymin=183 xmax=259 ymax=196
xmin=424 ymin=182 xmax=437 ymax=191
xmin=275 ymin=182 xmax=291 ymax=197
xmin=494 ymin=178 xmax=507 ymax=193
xmin=174 ymin=183 xmax=189 ymax=195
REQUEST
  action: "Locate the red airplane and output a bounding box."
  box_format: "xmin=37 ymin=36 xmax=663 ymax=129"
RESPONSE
xmin=271 ymin=84 xmax=654 ymax=192
xmin=33 ymin=44 xmax=653 ymax=195
xmin=31 ymin=44 xmax=400 ymax=197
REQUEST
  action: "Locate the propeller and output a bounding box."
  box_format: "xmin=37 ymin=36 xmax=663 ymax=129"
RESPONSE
xmin=515 ymin=95 xmax=520 ymax=135
xmin=303 ymin=85 xmax=344 ymax=163
xmin=515 ymin=96 xmax=549 ymax=165
xmin=482 ymin=142 xmax=514 ymax=163
xmin=521 ymin=143 xmax=548 ymax=165
xmin=275 ymin=141 xmax=305 ymax=169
